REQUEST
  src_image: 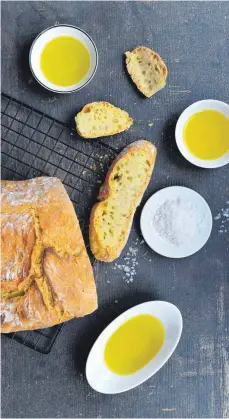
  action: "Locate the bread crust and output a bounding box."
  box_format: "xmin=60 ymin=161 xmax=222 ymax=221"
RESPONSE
xmin=1 ymin=177 xmax=98 ymax=332
xmin=125 ymin=46 xmax=168 ymax=98
xmin=89 ymin=140 xmax=157 ymax=262
xmin=75 ymin=101 xmax=133 ymax=139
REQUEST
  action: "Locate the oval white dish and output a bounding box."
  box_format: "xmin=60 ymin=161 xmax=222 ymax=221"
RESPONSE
xmin=86 ymin=300 xmax=182 ymax=394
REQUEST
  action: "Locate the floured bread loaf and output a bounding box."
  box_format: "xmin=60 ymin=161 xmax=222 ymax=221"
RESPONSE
xmin=90 ymin=140 xmax=157 ymax=262
xmin=125 ymin=46 xmax=168 ymax=98
xmin=75 ymin=101 xmax=133 ymax=138
xmin=1 ymin=177 xmax=98 ymax=333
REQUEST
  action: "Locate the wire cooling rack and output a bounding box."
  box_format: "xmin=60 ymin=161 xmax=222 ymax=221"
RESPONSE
xmin=6 ymin=324 xmax=65 ymax=354
xmin=1 ymin=93 xmax=118 ymax=353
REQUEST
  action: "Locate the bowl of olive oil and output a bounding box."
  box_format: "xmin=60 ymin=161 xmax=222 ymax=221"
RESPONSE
xmin=30 ymin=25 xmax=98 ymax=93
xmin=86 ymin=301 xmax=182 ymax=394
xmin=175 ymin=99 xmax=229 ymax=168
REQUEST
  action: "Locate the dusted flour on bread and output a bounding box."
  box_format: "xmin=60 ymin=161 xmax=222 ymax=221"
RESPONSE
xmin=1 ymin=177 xmax=98 ymax=333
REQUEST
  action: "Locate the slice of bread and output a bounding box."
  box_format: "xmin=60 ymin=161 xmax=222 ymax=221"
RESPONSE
xmin=75 ymin=102 xmax=133 ymax=139
xmin=90 ymin=140 xmax=157 ymax=262
xmin=125 ymin=46 xmax=168 ymax=98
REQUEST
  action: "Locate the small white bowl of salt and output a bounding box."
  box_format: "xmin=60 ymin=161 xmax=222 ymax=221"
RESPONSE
xmin=140 ymin=186 xmax=212 ymax=258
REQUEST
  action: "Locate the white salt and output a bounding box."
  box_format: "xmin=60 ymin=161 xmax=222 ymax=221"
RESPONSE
xmin=113 ymin=246 xmax=139 ymax=283
xmin=214 ymin=204 xmax=229 ymax=234
xmin=153 ymin=198 xmax=204 ymax=246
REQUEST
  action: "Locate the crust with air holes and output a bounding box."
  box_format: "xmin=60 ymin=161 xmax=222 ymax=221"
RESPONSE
xmin=125 ymin=46 xmax=168 ymax=98
xmin=89 ymin=140 xmax=157 ymax=262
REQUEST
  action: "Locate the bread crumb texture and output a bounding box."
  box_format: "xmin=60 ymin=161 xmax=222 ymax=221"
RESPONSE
xmin=75 ymin=101 xmax=133 ymax=139
xmin=1 ymin=177 xmax=97 ymax=332
xmin=90 ymin=140 xmax=157 ymax=262
xmin=125 ymin=46 xmax=168 ymax=98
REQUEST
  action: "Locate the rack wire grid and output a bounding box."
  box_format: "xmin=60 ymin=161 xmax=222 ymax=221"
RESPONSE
xmin=1 ymin=93 xmax=118 ymax=354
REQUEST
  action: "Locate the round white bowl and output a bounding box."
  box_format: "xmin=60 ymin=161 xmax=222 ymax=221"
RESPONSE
xmin=140 ymin=186 xmax=212 ymax=259
xmin=86 ymin=301 xmax=183 ymax=394
xmin=29 ymin=24 xmax=98 ymax=93
xmin=175 ymin=99 xmax=229 ymax=168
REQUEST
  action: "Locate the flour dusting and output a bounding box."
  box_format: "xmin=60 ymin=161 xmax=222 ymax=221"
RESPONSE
xmin=1 ymin=303 xmax=21 ymax=326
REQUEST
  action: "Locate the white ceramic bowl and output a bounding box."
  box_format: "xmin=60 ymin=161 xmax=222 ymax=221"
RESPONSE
xmin=29 ymin=24 xmax=98 ymax=93
xmin=140 ymin=186 xmax=212 ymax=259
xmin=86 ymin=301 xmax=182 ymax=394
xmin=175 ymin=99 xmax=229 ymax=168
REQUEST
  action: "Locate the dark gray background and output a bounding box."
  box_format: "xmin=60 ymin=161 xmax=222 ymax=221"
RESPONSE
xmin=1 ymin=1 xmax=229 ymax=418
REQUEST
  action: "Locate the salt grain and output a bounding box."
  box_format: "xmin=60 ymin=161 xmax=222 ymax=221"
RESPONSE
xmin=214 ymin=204 xmax=229 ymax=234
xmin=113 ymin=246 xmax=139 ymax=283
xmin=152 ymin=198 xmax=205 ymax=246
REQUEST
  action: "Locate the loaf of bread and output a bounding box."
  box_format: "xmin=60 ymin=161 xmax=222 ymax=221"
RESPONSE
xmin=75 ymin=101 xmax=133 ymax=139
xmin=125 ymin=46 xmax=168 ymax=98
xmin=1 ymin=177 xmax=98 ymax=333
xmin=89 ymin=140 xmax=157 ymax=262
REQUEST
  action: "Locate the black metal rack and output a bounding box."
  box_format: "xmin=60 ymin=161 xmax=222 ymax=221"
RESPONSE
xmin=6 ymin=324 xmax=65 ymax=355
xmin=1 ymin=93 xmax=118 ymax=353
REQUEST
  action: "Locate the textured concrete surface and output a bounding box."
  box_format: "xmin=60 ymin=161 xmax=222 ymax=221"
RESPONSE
xmin=1 ymin=1 xmax=229 ymax=418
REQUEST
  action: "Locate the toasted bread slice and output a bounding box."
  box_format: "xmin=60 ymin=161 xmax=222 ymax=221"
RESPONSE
xmin=125 ymin=46 xmax=168 ymax=98
xmin=75 ymin=102 xmax=133 ymax=139
xmin=90 ymin=140 xmax=157 ymax=262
